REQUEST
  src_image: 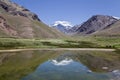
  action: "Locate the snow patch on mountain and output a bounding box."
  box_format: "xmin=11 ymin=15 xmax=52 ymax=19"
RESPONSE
xmin=53 ymin=21 xmax=73 ymax=28
xmin=112 ymin=16 xmax=120 ymax=20
xmin=51 ymin=21 xmax=73 ymax=34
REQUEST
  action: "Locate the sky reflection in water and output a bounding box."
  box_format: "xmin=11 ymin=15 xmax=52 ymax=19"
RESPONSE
xmin=22 ymin=52 xmax=119 ymax=80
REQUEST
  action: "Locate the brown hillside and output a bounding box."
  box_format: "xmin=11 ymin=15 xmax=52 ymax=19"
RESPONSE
xmin=93 ymin=20 xmax=120 ymax=37
xmin=0 ymin=0 xmax=65 ymax=38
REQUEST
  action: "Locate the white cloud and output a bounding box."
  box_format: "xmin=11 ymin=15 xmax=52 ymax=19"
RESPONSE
xmin=51 ymin=58 xmax=73 ymax=66
xmin=53 ymin=21 xmax=73 ymax=27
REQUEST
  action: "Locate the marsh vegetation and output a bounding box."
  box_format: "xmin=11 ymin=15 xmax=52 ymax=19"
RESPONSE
xmin=0 ymin=37 xmax=120 ymax=49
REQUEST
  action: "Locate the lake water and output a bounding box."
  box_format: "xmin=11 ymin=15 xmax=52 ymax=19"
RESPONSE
xmin=0 ymin=50 xmax=120 ymax=80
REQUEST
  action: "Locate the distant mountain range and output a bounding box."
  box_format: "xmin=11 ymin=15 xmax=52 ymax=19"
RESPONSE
xmin=52 ymin=15 xmax=120 ymax=37
xmin=0 ymin=0 xmax=120 ymax=38
xmin=0 ymin=0 xmax=65 ymax=38
xmin=51 ymin=21 xmax=73 ymax=34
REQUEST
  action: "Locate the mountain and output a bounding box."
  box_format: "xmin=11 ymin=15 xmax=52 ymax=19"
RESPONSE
xmin=75 ymin=15 xmax=119 ymax=35
xmin=0 ymin=0 xmax=65 ymax=38
xmin=93 ymin=20 xmax=120 ymax=37
xmin=51 ymin=21 xmax=73 ymax=34
xmin=0 ymin=0 xmax=40 ymax=21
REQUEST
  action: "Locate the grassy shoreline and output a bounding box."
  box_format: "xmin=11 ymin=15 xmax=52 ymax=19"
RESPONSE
xmin=0 ymin=37 xmax=120 ymax=49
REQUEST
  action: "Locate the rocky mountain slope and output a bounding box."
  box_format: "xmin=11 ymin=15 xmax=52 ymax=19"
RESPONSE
xmin=93 ymin=20 xmax=120 ymax=37
xmin=0 ymin=0 xmax=65 ymax=38
xmin=75 ymin=15 xmax=119 ymax=35
xmin=0 ymin=0 xmax=40 ymax=21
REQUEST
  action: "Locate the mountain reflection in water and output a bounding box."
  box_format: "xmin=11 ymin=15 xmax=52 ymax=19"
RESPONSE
xmin=0 ymin=50 xmax=120 ymax=80
xmin=21 ymin=51 xmax=120 ymax=80
xmin=51 ymin=58 xmax=73 ymax=66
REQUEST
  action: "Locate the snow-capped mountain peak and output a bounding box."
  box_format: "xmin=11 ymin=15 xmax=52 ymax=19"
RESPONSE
xmin=51 ymin=21 xmax=73 ymax=34
xmin=53 ymin=21 xmax=73 ymax=27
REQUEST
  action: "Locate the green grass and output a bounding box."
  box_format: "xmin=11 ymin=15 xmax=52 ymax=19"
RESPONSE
xmin=70 ymin=36 xmax=120 ymax=48
xmin=0 ymin=36 xmax=120 ymax=49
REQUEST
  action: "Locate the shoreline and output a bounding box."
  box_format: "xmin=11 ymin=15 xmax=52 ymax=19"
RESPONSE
xmin=0 ymin=48 xmax=116 ymax=52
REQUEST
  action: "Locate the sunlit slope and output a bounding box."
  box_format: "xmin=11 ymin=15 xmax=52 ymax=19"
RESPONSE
xmin=0 ymin=0 xmax=65 ymax=38
xmin=93 ymin=20 xmax=120 ymax=37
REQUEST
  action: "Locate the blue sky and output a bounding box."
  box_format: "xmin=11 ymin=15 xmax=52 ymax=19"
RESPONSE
xmin=12 ymin=0 xmax=120 ymax=25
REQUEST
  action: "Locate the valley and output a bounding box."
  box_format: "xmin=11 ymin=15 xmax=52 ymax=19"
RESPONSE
xmin=0 ymin=0 xmax=120 ymax=80
xmin=0 ymin=0 xmax=120 ymax=45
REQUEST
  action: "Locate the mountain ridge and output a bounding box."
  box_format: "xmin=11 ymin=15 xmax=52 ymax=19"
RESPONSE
xmin=0 ymin=0 xmax=40 ymax=21
xmin=74 ymin=15 xmax=119 ymax=35
xmin=52 ymin=15 xmax=119 ymax=36
xmin=0 ymin=0 xmax=65 ymax=38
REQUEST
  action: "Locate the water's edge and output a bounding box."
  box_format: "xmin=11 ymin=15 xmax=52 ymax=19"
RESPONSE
xmin=0 ymin=48 xmax=115 ymax=52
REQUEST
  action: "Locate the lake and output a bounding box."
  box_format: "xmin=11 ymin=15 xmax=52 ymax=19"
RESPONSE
xmin=0 ymin=49 xmax=120 ymax=80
